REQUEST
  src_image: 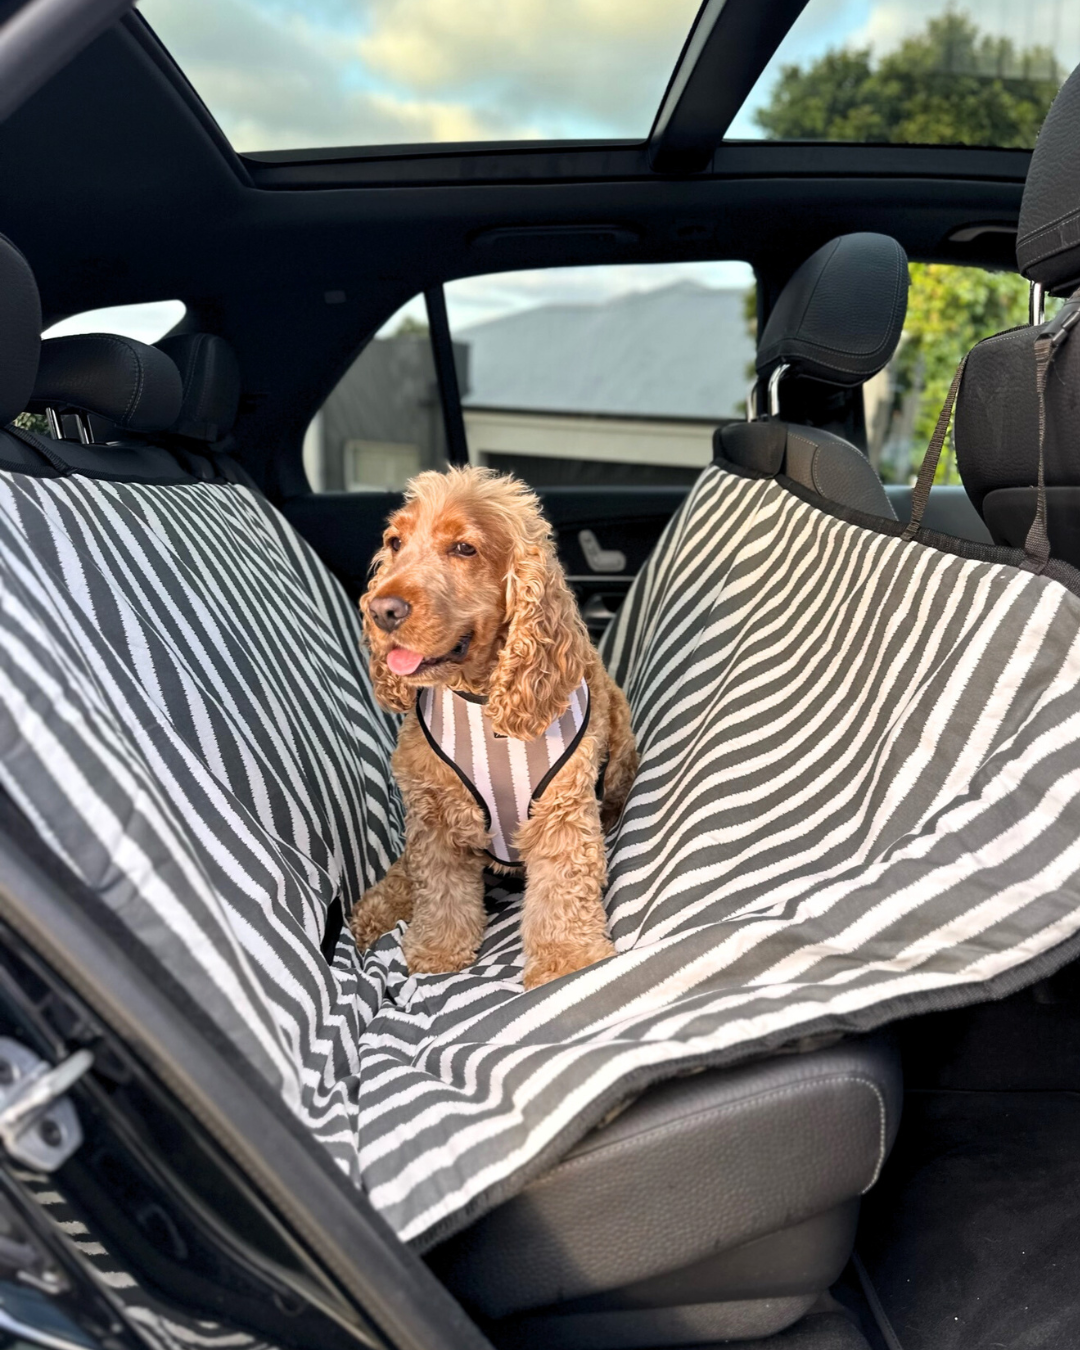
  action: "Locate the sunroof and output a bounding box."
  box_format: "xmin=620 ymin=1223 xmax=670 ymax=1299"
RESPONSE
xmin=139 ymin=0 xmax=704 ymax=153
xmin=729 ymin=1 xmax=1080 ymax=149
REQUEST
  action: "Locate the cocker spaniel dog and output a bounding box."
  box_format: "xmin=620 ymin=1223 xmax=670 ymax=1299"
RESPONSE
xmin=350 ymin=466 xmax=638 ymax=989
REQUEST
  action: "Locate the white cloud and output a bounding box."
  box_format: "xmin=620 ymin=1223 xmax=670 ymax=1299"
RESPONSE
xmin=375 ymin=264 xmax=756 ymax=338
xmin=139 ymin=0 xmax=519 ymax=149
xmin=137 ymin=0 xmax=702 ymax=151
xmin=444 ymin=262 xmax=754 ymax=330
xmin=359 ymin=0 xmax=701 ymax=133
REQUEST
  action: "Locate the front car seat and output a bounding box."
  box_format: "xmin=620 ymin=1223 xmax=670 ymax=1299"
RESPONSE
xmin=718 ymin=232 xmax=909 ymax=521
xmin=954 ymin=61 xmax=1080 ymax=565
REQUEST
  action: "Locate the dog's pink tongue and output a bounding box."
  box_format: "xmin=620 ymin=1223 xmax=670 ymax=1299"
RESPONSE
xmin=387 ymin=647 xmax=425 ymax=675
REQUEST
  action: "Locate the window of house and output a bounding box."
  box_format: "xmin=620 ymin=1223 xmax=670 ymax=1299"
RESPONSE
xmin=443 ymin=262 xmax=756 ymax=488
xmin=304 ymin=296 xmax=458 ymax=492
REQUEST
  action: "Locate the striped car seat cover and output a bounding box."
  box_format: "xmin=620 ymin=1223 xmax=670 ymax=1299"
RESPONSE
xmin=3 ymin=462 xmax=1080 ymax=1249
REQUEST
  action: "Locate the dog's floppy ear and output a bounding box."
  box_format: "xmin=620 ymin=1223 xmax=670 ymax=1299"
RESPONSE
xmin=486 ymin=534 xmax=590 ymax=740
xmin=360 ymin=588 xmax=414 ymax=714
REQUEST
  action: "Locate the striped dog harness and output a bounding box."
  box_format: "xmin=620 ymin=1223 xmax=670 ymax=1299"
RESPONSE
xmin=416 ymin=679 xmax=590 ymax=864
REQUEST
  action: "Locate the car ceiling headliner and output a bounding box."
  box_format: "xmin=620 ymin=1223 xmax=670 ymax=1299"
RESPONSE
xmin=0 ymin=13 xmax=1033 ymax=498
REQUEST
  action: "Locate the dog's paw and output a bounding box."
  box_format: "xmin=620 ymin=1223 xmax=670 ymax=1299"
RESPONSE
xmin=523 ymin=937 xmax=615 ymax=990
xmin=403 ymin=932 xmax=478 ymax=976
xmin=349 ymin=906 xmax=392 ymax=951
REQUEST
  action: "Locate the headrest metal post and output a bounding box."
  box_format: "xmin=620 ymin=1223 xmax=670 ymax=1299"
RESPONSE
xmin=44 ymin=408 xmax=62 ymax=441
xmin=75 ymin=414 xmax=92 ymax=446
xmin=1030 ymin=281 xmax=1046 ymax=327
xmin=746 ymin=379 xmax=759 ymax=422
xmin=767 ymin=362 xmax=789 ymax=419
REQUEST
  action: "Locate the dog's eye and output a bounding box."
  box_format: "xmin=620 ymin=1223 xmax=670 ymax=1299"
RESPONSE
xmin=387 ymin=537 xmax=402 ymax=553
xmin=449 ymin=542 xmax=477 ymax=557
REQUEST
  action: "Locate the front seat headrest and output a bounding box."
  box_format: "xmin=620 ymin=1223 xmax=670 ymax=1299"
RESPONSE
xmin=156 ymin=333 xmax=241 ymax=443
xmin=0 ymin=234 xmax=41 ymax=425
xmin=756 ymin=233 xmax=909 ymax=387
xmin=1017 ymin=63 xmax=1080 ymax=291
xmin=30 ymin=334 xmax=183 ymax=433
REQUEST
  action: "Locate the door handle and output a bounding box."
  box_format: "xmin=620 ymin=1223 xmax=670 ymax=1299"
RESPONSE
xmin=578 ymin=529 xmax=626 ymax=574
xmin=582 ymin=595 xmax=618 ymax=624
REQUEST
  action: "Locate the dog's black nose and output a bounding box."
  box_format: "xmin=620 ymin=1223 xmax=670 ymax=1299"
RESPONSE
xmin=369 ymin=595 xmax=411 ymax=632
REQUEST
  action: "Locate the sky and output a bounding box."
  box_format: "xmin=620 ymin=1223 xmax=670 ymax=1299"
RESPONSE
xmin=137 ymin=0 xmax=1080 ymax=151
xmin=72 ymin=1 xmax=1077 ymax=342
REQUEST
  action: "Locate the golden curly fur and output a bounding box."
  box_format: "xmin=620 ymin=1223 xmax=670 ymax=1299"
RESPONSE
xmin=350 ymin=466 xmax=638 ymax=989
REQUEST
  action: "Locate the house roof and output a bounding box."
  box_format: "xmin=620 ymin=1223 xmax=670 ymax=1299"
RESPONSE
xmin=459 ymin=281 xmax=755 ymax=422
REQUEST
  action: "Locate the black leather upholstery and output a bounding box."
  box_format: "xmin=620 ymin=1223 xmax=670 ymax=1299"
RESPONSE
xmin=717 ymin=422 xmax=897 ymax=520
xmin=954 ymin=321 xmax=1080 ymax=517
xmin=31 ymin=334 xmax=183 ymax=432
xmin=1017 ymin=62 xmax=1080 ymax=290
xmin=0 ymin=234 xmax=41 ymax=425
xmin=714 ymin=233 xmax=907 ymax=522
xmin=156 ymin=333 xmax=240 ymax=443
xmin=756 ymin=233 xmax=909 ymax=386
xmin=430 ymin=1035 xmax=901 ymax=1340
xmin=954 ymin=60 xmax=1080 ymax=564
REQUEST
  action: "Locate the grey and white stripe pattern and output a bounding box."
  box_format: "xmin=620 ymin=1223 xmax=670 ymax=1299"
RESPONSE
xmin=16 ymin=1166 xmax=281 ymax=1350
xmin=3 ymin=463 xmax=1080 ymax=1253
xmin=417 ymin=679 xmax=589 ymax=862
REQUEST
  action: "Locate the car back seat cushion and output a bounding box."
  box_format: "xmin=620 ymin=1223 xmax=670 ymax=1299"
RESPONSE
xmin=4 ymin=236 xmax=1080 ymax=1256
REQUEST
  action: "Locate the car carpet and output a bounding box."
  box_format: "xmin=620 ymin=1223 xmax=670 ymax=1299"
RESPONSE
xmin=859 ymin=1090 xmax=1080 ymax=1350
xmin=718 ymin=1309 xmax=872 ymax=1349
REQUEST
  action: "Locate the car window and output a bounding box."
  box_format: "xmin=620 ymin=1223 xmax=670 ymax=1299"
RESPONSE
xmin=443 ymin=262 xmax=755 ymax=488
xmin=869 ymin=264 xmax=1061 ymax=486
xmin=140 ymin=0 xmax=702 ymax=153
xmin=731 ymin=3 xmax=1079 ymax=149
xmin=43 ymin=299 xmax=186 ymax=344
xmin=304 ymin=296 xmax=457 ymax=492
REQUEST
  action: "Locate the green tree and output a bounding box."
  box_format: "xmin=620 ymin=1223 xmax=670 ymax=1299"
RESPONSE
xmin=757 ymin=14 xmax=1059 ymax=148
xmin=754 ymin=12 xmax=1059 ymax=481
xmin=891 ymin=264 xmax=1028 ymax=480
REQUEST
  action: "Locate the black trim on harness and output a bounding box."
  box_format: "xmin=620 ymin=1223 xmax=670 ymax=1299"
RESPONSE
xmin=529 ymin=685 xmax=592 ymax=805
xmin=415 ymin=686 xmax=595 ymax=869
xmin=414 ymin=691 xmax=511 ymax=865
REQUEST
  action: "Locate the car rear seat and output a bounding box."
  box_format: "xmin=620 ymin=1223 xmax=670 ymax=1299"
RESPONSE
xmin=0 ymin=238 xmax=902 ymax=1348
xmin=721 ymin=232 xmax=906 ymax=519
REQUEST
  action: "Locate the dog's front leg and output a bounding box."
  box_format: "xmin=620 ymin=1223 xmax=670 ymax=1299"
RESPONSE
xmin=350 ymin=855 xmax=413 ymax=950
xmin=517 ymin=744 xmax=615 ymax=990
xmin=401 ymin=787 xmax=488 ymax=976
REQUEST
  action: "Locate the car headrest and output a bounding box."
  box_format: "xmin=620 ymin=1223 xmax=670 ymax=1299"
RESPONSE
xmin=156 ymin=333 xmax=241 ymax=443
xmin=1017 ymin=62 xmax=1080 ymax=291
xmin=0 ymin=234 xmax=41 ymax=425
xmin=30 ymin=334 xmax=183 ymax=433
xmin=756 ymin=233 xmax=909 ymax=387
